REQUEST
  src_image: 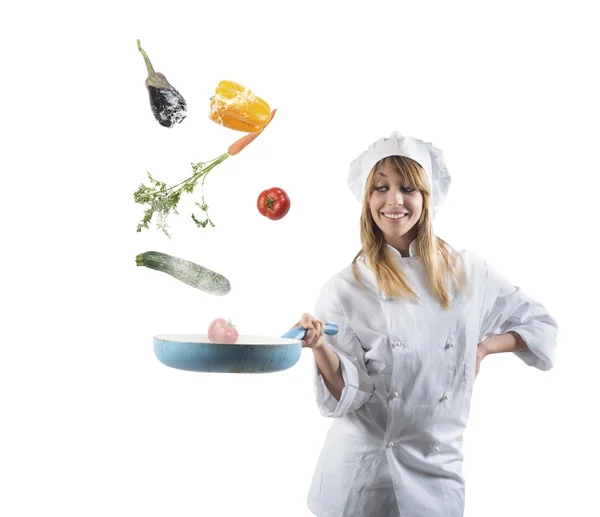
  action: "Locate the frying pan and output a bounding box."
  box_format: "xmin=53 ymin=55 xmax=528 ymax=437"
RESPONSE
xmin=153 ymin=323 xmax=339 ymax=373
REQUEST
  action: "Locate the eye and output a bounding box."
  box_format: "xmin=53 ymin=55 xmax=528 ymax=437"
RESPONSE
xmin=402 ymin=186 xmax=416 ymax=193
xmin=374 ymin=185 xmax=388 ymax=193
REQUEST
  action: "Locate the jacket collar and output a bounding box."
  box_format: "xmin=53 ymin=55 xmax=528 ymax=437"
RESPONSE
xmin=385 ymin=239 xmax=418 ymax=259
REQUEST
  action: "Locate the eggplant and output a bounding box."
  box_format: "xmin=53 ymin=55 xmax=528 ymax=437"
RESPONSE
xmin=137 ymin=39 xmax=187 ymax=128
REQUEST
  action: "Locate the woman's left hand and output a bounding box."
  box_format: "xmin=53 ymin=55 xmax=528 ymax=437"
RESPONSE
xmin=475 ymin=340 xmax=490 ymax=378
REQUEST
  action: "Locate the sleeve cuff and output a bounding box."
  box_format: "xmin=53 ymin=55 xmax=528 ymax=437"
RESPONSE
xmin=314 ymin=349 xmax=361 ymax=418
xmin=507 ymin=328 xmax=556 ymax=371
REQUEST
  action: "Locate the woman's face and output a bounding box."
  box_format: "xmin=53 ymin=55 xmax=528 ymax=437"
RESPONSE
xmin=368 ymin=159 xmax=424 ymax=250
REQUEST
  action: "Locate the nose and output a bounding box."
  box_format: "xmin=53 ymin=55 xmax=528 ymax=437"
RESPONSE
xmin=388 ymin=190 xmax=403 ymax=206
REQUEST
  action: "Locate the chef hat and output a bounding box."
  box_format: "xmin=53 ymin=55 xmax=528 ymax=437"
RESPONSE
xmin=347 ymin=131 xmax=451 ymax=217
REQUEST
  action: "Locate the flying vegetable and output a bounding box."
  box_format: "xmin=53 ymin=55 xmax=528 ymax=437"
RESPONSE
xmin=208 ymin=317 xmax=240 ymax=344
xmin=209 ymin=80 xmax=271 ymax=132
xmin=137 ymin=39 xmax=187 ymax=128
xmin=136 ymin=251 xmax=231 ymax=296
xmin=257 ymin=187 xmax=291 ymax=221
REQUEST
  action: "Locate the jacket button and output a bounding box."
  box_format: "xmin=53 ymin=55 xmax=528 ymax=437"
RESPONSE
xmin=440 ymin=393 xmax=449 ymax=402
xmin=388 ymin=441 xmax=394 ymax=448
xmin=445 ymin=341 xmax=454 ymax=349
xmin=393 ymin=392 xmax=400 ymax=398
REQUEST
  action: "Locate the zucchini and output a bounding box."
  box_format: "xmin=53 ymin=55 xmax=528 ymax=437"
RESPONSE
xmin=136 ymin=251 xmax=231 ymax=296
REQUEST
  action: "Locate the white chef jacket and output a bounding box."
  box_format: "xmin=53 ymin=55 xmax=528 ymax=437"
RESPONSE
xmin=307 ymin=242 xmax=558 ymax=517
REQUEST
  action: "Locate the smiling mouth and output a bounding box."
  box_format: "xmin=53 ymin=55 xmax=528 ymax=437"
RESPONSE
xmin=382 ymin=213 xmax=408 ymax=221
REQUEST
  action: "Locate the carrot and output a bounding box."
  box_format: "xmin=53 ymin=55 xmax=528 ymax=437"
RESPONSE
xmin=227 ymin=109 xmax=277 ymax=156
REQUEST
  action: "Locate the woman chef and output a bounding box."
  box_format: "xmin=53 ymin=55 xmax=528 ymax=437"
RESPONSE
xmin=294 ymin=132 xmax=558 ymax=517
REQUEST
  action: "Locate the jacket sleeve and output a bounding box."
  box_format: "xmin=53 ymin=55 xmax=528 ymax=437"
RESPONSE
xmin=312 ymin=281 xmax=375 ymax=417
xmin=479 ymin=259 xmax=558 ymax=371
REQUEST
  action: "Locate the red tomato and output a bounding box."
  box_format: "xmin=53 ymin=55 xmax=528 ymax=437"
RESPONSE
xmin=207 ymin=317 xmax=239 ymax=344
xmin=257 ymin=187 xmax=291 ymax=220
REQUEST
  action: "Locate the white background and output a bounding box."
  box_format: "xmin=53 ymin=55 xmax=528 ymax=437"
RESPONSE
xmin=1 ymin=1 xmax=598 ymax=516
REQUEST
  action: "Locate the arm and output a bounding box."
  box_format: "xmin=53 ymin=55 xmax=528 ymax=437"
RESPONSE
xmin=476 ymin=331 xmax=528 ymax=376
xmin=311 ymin=339 xmax=344 ymax=401
xmin=311 ymin=281 xmax=375 ymax=417
xmin=480 ymin=331 xmax=528 ymax=355
xmin=479 ymin=259 xmax=558 ymax=371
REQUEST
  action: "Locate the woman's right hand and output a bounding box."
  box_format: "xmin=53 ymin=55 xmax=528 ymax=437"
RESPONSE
xmin=291 ymin=313 xmax=326 ymax=349
xmin=294 ymin=314 xmax=344 ymax=402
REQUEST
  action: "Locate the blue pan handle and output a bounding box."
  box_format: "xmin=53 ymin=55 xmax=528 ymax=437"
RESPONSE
xmin=281 ymin=323 xmax=339 ymax=341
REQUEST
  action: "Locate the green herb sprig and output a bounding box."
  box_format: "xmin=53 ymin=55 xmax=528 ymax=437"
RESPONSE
xmin=134 ymin=152 xmax=230 ymax=238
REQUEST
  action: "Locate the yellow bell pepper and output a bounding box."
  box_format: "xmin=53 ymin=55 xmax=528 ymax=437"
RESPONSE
xmin=209 ymin=80 xmax=271 ymax=133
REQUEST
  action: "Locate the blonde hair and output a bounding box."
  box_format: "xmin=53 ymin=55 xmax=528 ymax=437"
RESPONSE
xmin=351 ymin=156 xmax=467 ymax=309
